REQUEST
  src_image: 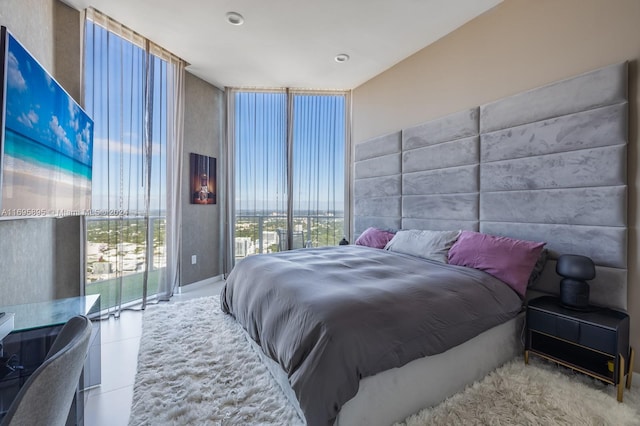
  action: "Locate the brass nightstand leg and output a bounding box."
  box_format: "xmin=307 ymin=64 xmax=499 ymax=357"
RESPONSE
xmin=617 ymin=355 xmax=625 ymax=402
xmin=626 ymin=347 xmax=635 ymax=390
xmin=524 ymin=350 xmax=529 ymax=365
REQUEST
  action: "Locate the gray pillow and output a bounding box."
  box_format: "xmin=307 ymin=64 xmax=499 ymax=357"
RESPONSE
xmin=385 ymin=229 xmax=461 ymax=263
xmin=528 ymin=248 xmax=549 ymax=287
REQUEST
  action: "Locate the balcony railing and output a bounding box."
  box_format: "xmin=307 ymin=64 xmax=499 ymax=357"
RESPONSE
xmin=234 ymin=213 xmax=345 ymax=259
xmin=85 ymin=216 xmax=166 ymax=310
xmin=85 ymin=213 xmax=344 ymax=308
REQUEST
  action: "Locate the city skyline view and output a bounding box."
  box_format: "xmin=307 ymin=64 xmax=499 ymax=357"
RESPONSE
xmin=233 ymin=90 xmax=347 ymax=257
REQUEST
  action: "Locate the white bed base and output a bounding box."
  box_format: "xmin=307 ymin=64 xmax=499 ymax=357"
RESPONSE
xmin=246 ymin=313 xmax=525 ymax=426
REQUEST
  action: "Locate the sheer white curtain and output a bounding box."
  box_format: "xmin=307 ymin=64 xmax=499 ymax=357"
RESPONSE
xmin=160 ymin=52 xmax=185 ymax=301
xmin=223 ymin=89 xmax=236 ymax=277
xmin=224 ymin=89 xmax=348 ymax=273
xmin=83 ymin=9 xmax=185 ymax=313
xmin=291 ymin=92 xmax=347 ymax=248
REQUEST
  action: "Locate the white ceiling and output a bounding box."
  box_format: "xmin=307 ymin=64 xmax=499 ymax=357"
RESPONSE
xmin=61 ymin=0 xmax=502 ymax=90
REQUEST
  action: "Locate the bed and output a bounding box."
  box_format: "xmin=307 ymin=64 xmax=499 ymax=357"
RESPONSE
xmin=222 ymin=243 xmax=526 ymax=425
xmin=221 ymin=61 xmax=629 ymax=425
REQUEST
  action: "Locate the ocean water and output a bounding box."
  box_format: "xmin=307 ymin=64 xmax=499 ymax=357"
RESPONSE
xmin=3 ymin=129 xmax=92 ymax=181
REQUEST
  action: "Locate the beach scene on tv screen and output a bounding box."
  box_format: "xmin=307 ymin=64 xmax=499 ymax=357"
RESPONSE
xmin=1 ymin=30 xmax=93 ymax=215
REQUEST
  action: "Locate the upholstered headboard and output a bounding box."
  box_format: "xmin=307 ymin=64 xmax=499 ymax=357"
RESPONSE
xmin=353 ymin=61 xmax=628 ymax=310
xmin=402 ymin=108 xmax=479 ymax=232
xmin=353 ymin=131 xmax=402 ymax=233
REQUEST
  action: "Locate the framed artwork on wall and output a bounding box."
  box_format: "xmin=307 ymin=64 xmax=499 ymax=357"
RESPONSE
xmin=190 ymin=153 xmax=216 ymax=204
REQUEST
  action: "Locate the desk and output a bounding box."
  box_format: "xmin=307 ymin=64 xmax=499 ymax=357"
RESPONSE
xmin=0 ymin=295 xmax=101 ymax=425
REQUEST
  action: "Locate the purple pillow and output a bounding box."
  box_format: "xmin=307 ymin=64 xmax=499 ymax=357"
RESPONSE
xmin=355 ymin=227 xmax=396 ymax=249
xmin=448 ymin=231 xmax=545 ymax=298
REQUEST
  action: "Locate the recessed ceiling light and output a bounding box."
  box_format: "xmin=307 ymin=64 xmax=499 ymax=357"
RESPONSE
xmin=226 ymin=12 xmax=244 ymax=26
xmin=334 ymin=53 xmax=350 ymax=63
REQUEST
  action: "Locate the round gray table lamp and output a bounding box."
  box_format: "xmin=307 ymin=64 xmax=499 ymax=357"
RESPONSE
xmin=556 ymin=254 xmax=595 ymax=310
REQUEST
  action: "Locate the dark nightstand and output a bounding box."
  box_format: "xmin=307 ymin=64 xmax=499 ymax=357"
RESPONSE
xmin=525 ymin=295 xmax=634 ymax=402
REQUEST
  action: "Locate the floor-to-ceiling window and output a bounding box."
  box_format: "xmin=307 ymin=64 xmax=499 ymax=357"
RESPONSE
xmin=83 ymin=9 xmax=184 ymax=313
xmin=292 ymin=93 xmax=346 ymax=248
xmin=230 ymin=89 xmax=348 ymax=261
xmin=233 ymin=91 xmax=288 ymax=257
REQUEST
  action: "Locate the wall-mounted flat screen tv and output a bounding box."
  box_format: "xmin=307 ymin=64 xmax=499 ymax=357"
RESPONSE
xmin=0 ymin=26 xmax=93 ymax=218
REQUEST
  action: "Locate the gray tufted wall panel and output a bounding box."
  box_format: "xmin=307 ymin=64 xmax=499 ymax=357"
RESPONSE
xmin=352 ymin=62 xmax=628 ymax=310
xmin=353 ymin=132 xmax=402 ymax=235
xmin=479 ymin=63 xmax=628 ymax=134
xmin=401 ymin=108 xmax=480 ymax=232
xmin=478 ymin=62 xmax=628 ymax=309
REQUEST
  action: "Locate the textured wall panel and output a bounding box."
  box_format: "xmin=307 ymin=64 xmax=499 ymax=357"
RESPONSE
xmin=403 ymin=108 xmax=479 ymax=150
xmin=403 ymin=194 xmax=478 ymax=221
xmin=480 ymin=62 xmax=627 ymax=133
xmin=478 ymin=63 xmax=628 ymax=310
xmin=481 ymin=103 xmax=628 ymax=163
xmin=354 ymin=196 xmax=401 ymax=218
xmin=355 ymin=132 xmax=402 ymax=162
xmin=354 ymin=175 xmax=401 ymax=198
xmin=354 ymin=216 xmax=401 ymax=236
xmin=0 ymin=218 xmax=56 ymax=305
xmin=354 ymin=131 xmax=403 ymax=225
xmin=398 ymin=109 xmax=480 ymax=232
xmin=531 ymin=261 xmax=627 ymax=310
xmin=355 ymin=153 xmax=401 ymax=179
xmin=480 ymin=145 xmax=625 ymax=191
xmin=480 ymin=186 xmax=626 ymax=226
xmin=352 ymin=63 xmax=628 ymax=310
xmin=54 ymin=216 xmax=82 ymax=299
xmin=403 ymin=136 xmax=479 ymax=173
xmin=402 ymin=218 xmax=478 ymax=232
xmin=403 ymin=166 xmax=478 ymax=195
xmin=0 ymin=1 xmax=81 ymax=306
xmin=183 ymin=74 xmax=224 ymax=284
xmin=480 ymin=222 xmax=626 ymax=269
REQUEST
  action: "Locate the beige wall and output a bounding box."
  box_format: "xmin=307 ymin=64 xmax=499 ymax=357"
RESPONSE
xmin=353 ymin=0 xmax=640 ymax=371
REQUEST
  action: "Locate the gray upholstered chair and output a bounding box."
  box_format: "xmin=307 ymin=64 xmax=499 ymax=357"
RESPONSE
xmin=0 ymin=315 xmax=92 ymax=426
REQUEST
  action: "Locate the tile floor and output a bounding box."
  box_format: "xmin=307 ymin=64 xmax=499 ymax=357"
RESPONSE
xmin=83 ymin=279 xmax=224 ymax=426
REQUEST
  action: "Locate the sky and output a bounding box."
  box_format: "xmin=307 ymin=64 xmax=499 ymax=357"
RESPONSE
xmin=84 ymin=21 xmax=168 ymax=214
xmin=5 ymin=30 xmax=93 ymax=167
xmin=234 ymin=91 xmax=346 ymax=214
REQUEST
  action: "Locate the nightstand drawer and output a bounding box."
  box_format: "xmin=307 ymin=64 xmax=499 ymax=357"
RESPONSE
xmin=528 ymin=309 xmax=555 ymax=335
xmin=579 ymin=323 xmax=616 ymax=354
xmin=557 ymin=317 xmax=579 ymax=343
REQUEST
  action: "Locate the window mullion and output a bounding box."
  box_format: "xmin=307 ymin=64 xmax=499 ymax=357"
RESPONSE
xmin=286 ymin=89 xmax=295 ymax=251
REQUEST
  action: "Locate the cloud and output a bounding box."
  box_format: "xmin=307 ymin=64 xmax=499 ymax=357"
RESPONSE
xmin=68 ymin=98 xmax=79 ymax=131
xmin=76 ymin=122 xmax=92 ymax=164
xmin=7 ymin=52 xmax=27 ymax=91
xmin=45 ymin=72 xmax=53 ymax=91
xmin=49 ymin=115 xmax=72 ymax=153
xmin=92 ymin=135 xmax=164 ymax=157
xmin=17 ymin=110 xmax=39 ymax=128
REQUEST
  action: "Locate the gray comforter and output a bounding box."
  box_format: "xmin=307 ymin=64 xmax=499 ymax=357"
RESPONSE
xmin=221 ymin=245 xmax=522 ymax=426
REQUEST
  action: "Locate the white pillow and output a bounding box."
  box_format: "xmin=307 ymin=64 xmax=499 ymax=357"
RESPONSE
xmin=384 ymin=229 xmax=461 ymax=263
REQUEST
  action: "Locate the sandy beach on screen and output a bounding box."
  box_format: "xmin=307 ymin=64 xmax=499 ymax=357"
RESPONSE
xmin=2 ymin=162 xmax=91 ymax=214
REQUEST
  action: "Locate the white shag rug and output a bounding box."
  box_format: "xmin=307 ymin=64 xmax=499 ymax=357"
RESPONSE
xmin=130 ymin=296 xmax=640 ymax=425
